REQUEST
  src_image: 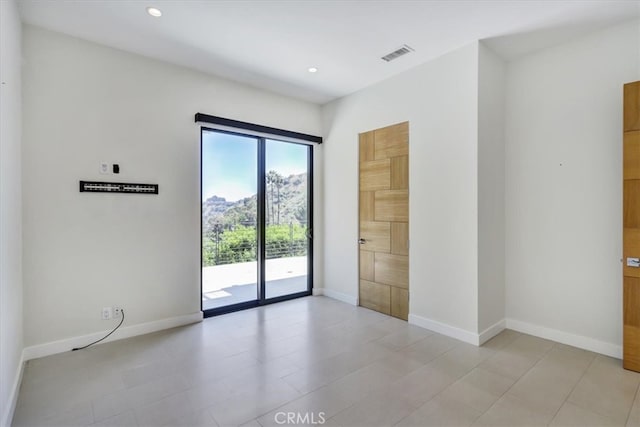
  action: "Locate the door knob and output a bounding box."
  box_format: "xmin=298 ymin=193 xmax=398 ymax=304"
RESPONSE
xmin=359 ymin=238 xmax=366 ymax=245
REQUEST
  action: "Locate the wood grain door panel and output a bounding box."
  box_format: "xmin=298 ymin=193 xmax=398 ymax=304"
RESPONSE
xmin=624 ymin=277 xmax=640 ymax=370
xmin=391 ymin=156 xmax=408 ymax=190
xmin=374 ymin=124 xmax=409 ymax=160
xmin=360 ymin=250 xmax=374 ymax=282
xmin=359 ymin=122 xmax=409 ymax=321
xmin=360 ymin=191 xmax=375 ymax=222
xmin=374 ymin=190 xmax=409 ymax=222
xmin=359 ymin=280 xmax=391 ymax=315
xmin=391 ymin=222 xmax=409 ymax=255
xmin=625 ymin=277 xmax=640 ymax=327
xmin=625 ymin=326 xmax=640 ymax=371
xmin=375 ymin=252 xmax=408 ymax=289
xmin=360 ymin=221 xmax=391 ymax=252
xmin=625 ymin=131 xmax=640 ymax=180
xmin=625 ymin=82 xmax=640 ymax=132
xmin=624 ymin=228 xmax=640 ymax=278
xmin=391 ymin=287 xmax=409 ymax=320
xmin=360 ymin=131 xmax=375 ymax=162
xmin=624 ymin=180 xmax=640 ymax=228
xmin=360 ymin=160 xmax=391 ymax=191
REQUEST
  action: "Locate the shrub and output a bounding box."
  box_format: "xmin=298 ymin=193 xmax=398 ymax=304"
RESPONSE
xmin=202 ymin=224 xmax=307 ymax=267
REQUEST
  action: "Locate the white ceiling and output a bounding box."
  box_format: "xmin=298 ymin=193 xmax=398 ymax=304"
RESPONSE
xmin=17 ymin=0 xmax=640 ymax=104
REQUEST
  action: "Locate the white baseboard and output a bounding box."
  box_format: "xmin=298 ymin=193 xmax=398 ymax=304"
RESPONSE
xmin=409 ymin=314 xmax=480 ymax=345
xmin=506 ymin=318 xmax=622 ymax=359
xmin=23 ymin=312 xmax=203 ymax=361
xmin=479 ymin=319 xmax=506 ymax=345
xmin=314 ymin=288 xmax=357 ymax=306
xmin=2 ymin=349 xmax=25 ymax=427
xmin=406 ymin=315 xmax=621 ymax=358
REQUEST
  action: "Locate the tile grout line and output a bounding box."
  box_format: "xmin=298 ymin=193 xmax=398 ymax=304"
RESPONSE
xmin=468 ymin=335 xmax=557 ymax=426
xmin=462 ymin=336 xmax=542 ymax=425
xmin=267 ymin=327 xmax=439 ymax=426
xmin=89 ymin=400 xmax=95 ymax=427
xmin=346 ymin=332 xmax=464 ymax=427
xmin=226 ymin=317 xmax=404 ymax=425
xmin=391 ymin=332 xmax=520 ymax=426
xmin=544 ymin=350 xmax=598 ymax=426
xmin=563 ymin=354 xmax=640 ymax=424
xmin=391 ymin=335 xmax=514 ymax=426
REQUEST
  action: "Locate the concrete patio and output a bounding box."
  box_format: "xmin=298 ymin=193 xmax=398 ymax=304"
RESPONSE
xmin=202 ymin=256 xmax=308 ymax=310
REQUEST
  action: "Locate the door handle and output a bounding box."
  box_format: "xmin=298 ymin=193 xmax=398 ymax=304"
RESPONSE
xmin=359 ymin=238 xmax=366 ymax=245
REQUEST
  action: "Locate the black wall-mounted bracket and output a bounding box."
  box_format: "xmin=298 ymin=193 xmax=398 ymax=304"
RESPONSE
xmin=79 ymin=180 xmax=159 ymax=194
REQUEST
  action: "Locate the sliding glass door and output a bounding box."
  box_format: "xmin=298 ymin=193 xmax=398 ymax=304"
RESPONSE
xmin=201 ymin=131 xmax=258 ymax=311
xmin=265 ymin=139 xmax=312 ymax=299
xmin=201 ymin=129 xmax=312 ymax=315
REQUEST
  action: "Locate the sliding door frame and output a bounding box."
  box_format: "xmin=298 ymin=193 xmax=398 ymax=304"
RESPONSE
xmin=200 ymin=126 xmax=313 ymax=317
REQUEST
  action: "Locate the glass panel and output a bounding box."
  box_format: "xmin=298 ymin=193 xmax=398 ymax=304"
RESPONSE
xmin=202 ymin=130 xmax=258 ymax=310
xmin=265 ymin=139 xmax=310 ymax=299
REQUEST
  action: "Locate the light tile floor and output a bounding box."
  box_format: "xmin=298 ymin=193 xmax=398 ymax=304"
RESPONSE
xmin=12 ymin=296 xmax=640 ymax=427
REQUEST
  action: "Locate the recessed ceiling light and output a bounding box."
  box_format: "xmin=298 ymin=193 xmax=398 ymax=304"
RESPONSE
xmin=308 ymin=67 xmax=318 ymax=73
xmin=146 ymin=7 xmax=162 ymax=17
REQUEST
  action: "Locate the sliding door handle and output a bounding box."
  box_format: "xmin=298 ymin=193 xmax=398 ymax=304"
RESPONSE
xmin=358 ymin=238 xmax=366 ymax=245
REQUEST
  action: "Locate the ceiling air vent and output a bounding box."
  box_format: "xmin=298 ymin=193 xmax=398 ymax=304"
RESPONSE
xmin=381 ymin=45 xmax=414 ymax=62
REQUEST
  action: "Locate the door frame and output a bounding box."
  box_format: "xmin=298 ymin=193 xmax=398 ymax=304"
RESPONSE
xmin=623 ymin=81 xmax=640 ymax=371
xmin=200 ymin=126 xmax=314 ymax=317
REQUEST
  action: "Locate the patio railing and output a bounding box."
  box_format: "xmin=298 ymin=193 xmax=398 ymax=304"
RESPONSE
xmin=202 ymin=221 xmax=308 ymax=267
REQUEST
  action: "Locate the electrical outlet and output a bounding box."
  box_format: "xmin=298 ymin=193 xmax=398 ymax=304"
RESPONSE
xmin=99 ymin=162 xmax=109 ymax=174
xmin=102 ymin=307 xmax=112 ymax=320
xmin=113 ymin=306 xmax=122 ymax=319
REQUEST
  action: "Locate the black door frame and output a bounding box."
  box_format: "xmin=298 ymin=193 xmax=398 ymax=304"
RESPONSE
xmin=200 ymin=126 xmax=313 ymax=317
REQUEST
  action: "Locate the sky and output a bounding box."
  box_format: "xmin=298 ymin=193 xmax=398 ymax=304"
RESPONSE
xmin=202 ymin=130 xmax=308 ymax=202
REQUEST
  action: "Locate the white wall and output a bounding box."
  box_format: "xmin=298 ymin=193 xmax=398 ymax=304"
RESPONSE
xmin=477 ymin=43 xmax=506 ymax=335
xmin=22 ymin=26 xmax=322 ymax=348
xmin=322 ymin=43 xmax=481 ymax=337
xmin=505 ymin=20 xmax=640 ymax=355
xmin=0 ymin=0 xmax=24 ymax=424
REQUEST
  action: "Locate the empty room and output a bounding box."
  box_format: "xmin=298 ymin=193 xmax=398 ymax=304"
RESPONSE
xmin=2 ymin=0 xmax=640 ymax=426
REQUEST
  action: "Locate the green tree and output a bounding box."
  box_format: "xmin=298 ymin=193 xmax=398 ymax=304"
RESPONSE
xmin=266 ymin=170 xmax=284 ymax=225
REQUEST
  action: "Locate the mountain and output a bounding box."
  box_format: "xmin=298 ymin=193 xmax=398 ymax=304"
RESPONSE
xmin=202 ymin=172 xmax=307 ymax=233
xmin=202 ymin=195 xmax=234 ymax=218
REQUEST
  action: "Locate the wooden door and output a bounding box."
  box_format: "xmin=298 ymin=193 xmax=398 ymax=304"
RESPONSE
xmin=624 ymin=81 xmax=640 ymax=371
xmin=358 ymin=122 xmax=409 ymax=320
